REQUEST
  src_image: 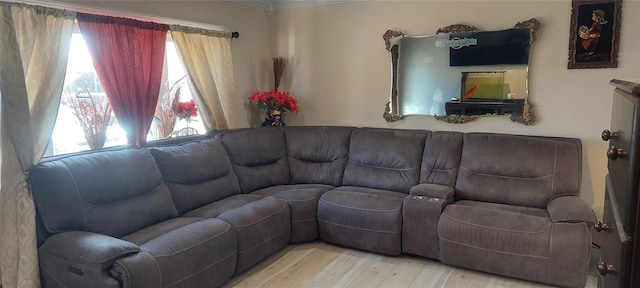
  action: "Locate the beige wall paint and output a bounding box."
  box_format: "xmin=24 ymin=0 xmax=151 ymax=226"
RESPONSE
xmin=269 ymin=1 xmax=640 ymax=216
xmin=50 ymin=0 xmax=640 ymax=216
xmin=56 ymin=0 xmax=272 ymax=128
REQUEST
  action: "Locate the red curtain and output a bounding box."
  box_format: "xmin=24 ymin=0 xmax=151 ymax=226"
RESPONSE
xmin=76 ymin=13 xmax=169 ymax=147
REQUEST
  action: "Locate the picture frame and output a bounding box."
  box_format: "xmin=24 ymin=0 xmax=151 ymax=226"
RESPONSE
xmin=568 ymin=0 xmax=622 ymax=69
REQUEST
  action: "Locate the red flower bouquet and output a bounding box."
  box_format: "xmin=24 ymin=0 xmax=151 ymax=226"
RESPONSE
xmin=248 ymin=89 xmax=299 ymax=115
xmin=176 ymin=99 xmax=198 ymax=122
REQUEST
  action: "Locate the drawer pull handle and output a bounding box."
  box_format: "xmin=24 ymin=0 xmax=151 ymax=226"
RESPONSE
xmin=594 ymin=221 xmax=610 ymax=232
xmin=597 ymin=261 xmax=617 ymax=276
xmin=607 ymin=147 xmax=627 ymax=160
xmin=601 ymin=129 xmax=618 ymax=141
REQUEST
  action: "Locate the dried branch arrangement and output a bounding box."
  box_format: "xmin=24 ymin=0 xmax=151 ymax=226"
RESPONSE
xmin=273 ymin=56 xmax=286 ymax=90
xmin=64 ymin=81 xmax=112 ymax=150
xmin=155 ymin=75 xmax=188 ymax=138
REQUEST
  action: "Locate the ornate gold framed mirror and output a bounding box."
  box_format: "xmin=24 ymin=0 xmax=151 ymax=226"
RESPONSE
xmin=383 ymin=18 xmax=540 ymax=125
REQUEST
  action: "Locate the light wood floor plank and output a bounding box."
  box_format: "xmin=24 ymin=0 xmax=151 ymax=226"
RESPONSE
xmin=378 ymin=257 xmax=427 ymax=287
xmin=258 ymin=243 xmax=343 ymax=288
xmin=408 ymin=265 xmax=449 ymax=288
xmin=222 ymin=244 xmax=314 ymax=288
xmin=311 ymin=248 xmax=384 ymax=288
xmin=343 ymin=256 xmax=400 ymax=287
xmin=224 ymin=242 xmax=598 ymax=288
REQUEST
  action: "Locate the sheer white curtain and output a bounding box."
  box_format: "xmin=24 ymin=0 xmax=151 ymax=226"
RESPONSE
xmin=0 ymin=3 xmax=74 ymax=287
xmin=170 ymin=25 xmax=236 ymax=130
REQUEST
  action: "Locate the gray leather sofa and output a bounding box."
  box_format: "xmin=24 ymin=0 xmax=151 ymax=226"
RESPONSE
xmin=29 ymin=126 xmax=594 ymax=288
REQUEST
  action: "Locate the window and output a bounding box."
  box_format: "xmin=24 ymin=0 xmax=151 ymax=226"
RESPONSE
xmin=48 ymin=31 xmax=202 ymax=156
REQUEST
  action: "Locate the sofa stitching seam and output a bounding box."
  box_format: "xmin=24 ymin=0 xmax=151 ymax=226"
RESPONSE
xmin=164 ymin=250 xmax=236 ymax=287
xmin=292 ymin=218 xmax=316 ymax=223
xmin=460 ymin=167 xmax=553 ymax=180
xmin=548 ymin=225 xmax=553 ymax=283
xmin=318 ymin=220 xmax=400 ymax=234
xmin=319 ymin=198 xmax=400 ymax=212
xmin=347 ymin=159 xmax=420 ymax=171
xmin=61 ymin=160 xmax=89 ymax=230
xmin=283 ymin=198 xmax=317 ymax=202
xmin=237 ymin=228 xmax=289 ymax=254
xmin=289 ymin=156 xmax=346 ymax=164
xmin=223 ymin=204 xmax=288 ymax=228
xmin=439 ymin=237 xmax=549 ymax=259
xmin=150 ymin=225 xmax=231 ymax=257
xmin=441 ymin=213 xmax=551 ymax=234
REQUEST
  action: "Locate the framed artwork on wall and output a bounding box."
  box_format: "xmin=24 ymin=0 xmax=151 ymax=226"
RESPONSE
xmin=568 ymin=0 xmax=622 ymax=69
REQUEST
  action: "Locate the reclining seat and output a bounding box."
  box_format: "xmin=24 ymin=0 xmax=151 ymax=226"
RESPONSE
xmin=317 ymin=128 xmax=429 ymax=255
xmin=438 ymin=133 xmax=595 ymax=288
xmin=251 ymin=126 xmax=354 ymax=243
xmin=30 ymin=149 xmax=237 ymax=288
xmin=150 ymin=137 xmax=290 ymax=275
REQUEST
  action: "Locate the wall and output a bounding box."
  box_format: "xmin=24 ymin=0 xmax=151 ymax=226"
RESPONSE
xmin=50 ymin=0 xmax=640 ymax=215
xmin=56 ymin=0 xmax=272 ymax=128
xmin=269 ymin=0 xmax=640 ymax=216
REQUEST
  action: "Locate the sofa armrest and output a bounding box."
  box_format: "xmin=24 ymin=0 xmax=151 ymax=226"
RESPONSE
xmin=409 ymin=183 xmax=455 ymax=202
xmin=547 ymin=196 xmax=596 ymax=224
xmin=403 ymin=184 xmax=454 ymax=259
xmin=111 ymin=251 xmax=162 ymax=288
xmin=39 ymin=231 xmax=159 ymax=288
xmin=41 ymin=231 xmax=140 ymax=265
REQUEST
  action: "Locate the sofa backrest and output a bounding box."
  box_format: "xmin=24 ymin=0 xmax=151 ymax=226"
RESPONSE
xmin=150 ymin=138 xmax=241 ymax=215
xmin=285 ymin=126 xmax=354 ymax=186
xmin=455 ymin=133 xmax=582 ymax=208
xmin=29 ymin=149 xmax=178 ymax=238
xmin=219 ymin=127 xmax=290 ymax=193
xmin=420 ymin=131 xmax=464 ymax=187
xmin=342 ymin=128 xmax=429 ymax=193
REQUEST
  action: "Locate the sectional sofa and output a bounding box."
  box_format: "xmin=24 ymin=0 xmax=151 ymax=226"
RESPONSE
xmin=29 ymin=126 xmax=595 ymax=288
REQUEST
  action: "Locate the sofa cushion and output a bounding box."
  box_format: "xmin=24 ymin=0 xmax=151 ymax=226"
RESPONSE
xmin=317 ymin=186 xmax=405 ymax=255
xmin=342 ymin=128 xmax=428 ymax=193
xmin=438 ymin=200 xmax=590 ymax=287
xmin=220 ymin=127 xmax=290 ymax=193
xmin=150 ymin=139 xmax=241 ymax=215
xmin=455 ymin=133 xmax=582 ymax=208
xmin=183 ymin=194 xmax=265 ymax=218
xmin=420 ymin=131 xmax=463 ymax=187
xmin=253 ymin=184 xmax=334 ymax=243
xmin=216 ymin=196 xmax=291 ymax=274
xmin=30 ymin=149 xmax=177 ymax=238
xmin=439 ymin=201 xmax=551 ymax=277
xmin=123 ymin=217 xmax=237 ymax=288
xmin=184 ymin=194 xmax=290 ymax=274
xmin=284 ymin=126 xmax=354 ymax=186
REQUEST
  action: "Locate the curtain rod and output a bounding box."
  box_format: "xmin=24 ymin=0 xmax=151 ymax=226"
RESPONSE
xmin=3 ymin=0 xmax=239 ymax=38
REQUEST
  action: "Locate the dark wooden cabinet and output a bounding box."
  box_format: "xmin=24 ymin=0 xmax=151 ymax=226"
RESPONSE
xmin=444 ymin=100 xmax=524 ymax=116
xmin=598 ymin=79 xmax=640 ymax=288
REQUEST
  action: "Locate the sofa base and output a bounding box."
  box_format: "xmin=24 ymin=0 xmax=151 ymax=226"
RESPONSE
xmin=438 ymin=201 xmax=591 ymax=288
xmin=318 ymin=187 xmax=405 ymax=256
xmin=253 ymin=184 xmax=334 ymax=243
xmin=217 ymin=196 xmax=291 ymax=274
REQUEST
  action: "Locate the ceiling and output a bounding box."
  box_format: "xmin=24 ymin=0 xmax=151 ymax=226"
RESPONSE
xmin=226 ymin=0 xmax=369 ymax=13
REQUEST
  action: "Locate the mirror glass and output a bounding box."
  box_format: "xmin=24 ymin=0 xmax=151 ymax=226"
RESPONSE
xmin=385 ymin=21 xmax=539 ymax=124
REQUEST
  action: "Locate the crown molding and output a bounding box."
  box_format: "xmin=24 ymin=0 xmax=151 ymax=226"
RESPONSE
xmin=225 ymin=0 xmax=272 ymax=12
xmin=226 ymin=0 xmax=370 ymax=13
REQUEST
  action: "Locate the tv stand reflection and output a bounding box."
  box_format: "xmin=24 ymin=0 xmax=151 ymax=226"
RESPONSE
xmin=445 ymin=100 xmax=524 ymax=117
